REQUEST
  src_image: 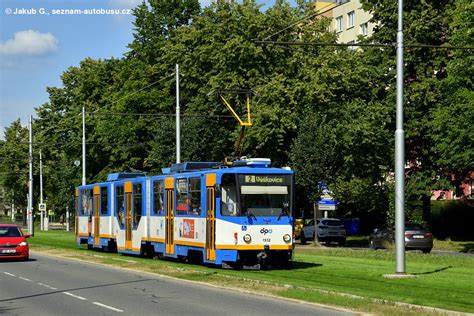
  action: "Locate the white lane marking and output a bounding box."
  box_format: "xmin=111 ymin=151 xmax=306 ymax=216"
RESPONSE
xmin=92 ymin=302 xmax=124 ymax=313
xmin=3 ymin=272 xmax=16 ymax=277
xmin=19 ymin=277 xmax=32 ymax=282
xmin=63 ymin=292 xmax=87 ymax=300
xmin=38 ymin=283 xmax=58 ymax=290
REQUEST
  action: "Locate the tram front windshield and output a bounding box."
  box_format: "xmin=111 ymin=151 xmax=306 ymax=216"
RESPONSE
xmin=221 ymin=174 xmax=292 ymax=217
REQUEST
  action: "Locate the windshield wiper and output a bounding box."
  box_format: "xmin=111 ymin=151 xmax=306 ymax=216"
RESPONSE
xmin=278 ymin=202 xmax=291 ymax=221
xmin=245 ymin=210 xmax=257 ymax=221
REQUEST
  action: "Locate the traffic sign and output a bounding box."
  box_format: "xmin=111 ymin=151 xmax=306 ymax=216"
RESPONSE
xmin=39 ymin=203 xmax=47 ymax=211
xmin=318 ymin=199 xmax=337 ymax=211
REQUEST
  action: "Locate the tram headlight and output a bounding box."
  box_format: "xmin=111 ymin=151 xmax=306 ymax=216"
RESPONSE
xmin=283 ymin=234 xmax=291 ymax=243
xmin=243 ymin=234 xmax=252 ymax=243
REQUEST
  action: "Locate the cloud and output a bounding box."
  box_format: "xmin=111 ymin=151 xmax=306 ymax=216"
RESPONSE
xmin=0 ymin=30 xmax=58 ymax=56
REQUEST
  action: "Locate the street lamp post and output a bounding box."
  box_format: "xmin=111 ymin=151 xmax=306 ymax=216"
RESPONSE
xmin=395 ymin=0 xmax=406 ymax=274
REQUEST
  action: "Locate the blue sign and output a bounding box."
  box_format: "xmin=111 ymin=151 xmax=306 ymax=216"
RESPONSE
xmin=319 ymin=199 xmax=337 ymax=205
xmin=318 ymin=199 xmax=338 ymax=210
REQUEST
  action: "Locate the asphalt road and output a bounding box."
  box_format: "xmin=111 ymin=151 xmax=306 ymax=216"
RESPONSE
xmin=0 ymin=254 xmax=352 ymax=316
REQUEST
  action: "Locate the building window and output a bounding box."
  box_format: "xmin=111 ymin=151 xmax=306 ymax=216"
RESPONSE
xmin=335 ymin=16 xmax=343 ymax=33
xmin=347 ymin=11 xmax=355 ymax=29
xmin=360 ymin=22 xmax=368 ymax=36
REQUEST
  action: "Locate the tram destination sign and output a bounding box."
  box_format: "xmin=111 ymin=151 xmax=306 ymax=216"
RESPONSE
xmin=240 ymin=174 xmax=291 ymax=186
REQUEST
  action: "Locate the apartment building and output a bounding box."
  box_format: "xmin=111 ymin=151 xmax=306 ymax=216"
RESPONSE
xmin=314 ymin=0 xmax=375 ymax=44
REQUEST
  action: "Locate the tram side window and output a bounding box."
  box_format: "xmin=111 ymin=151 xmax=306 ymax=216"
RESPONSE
xmin=116 ymin=186 xmax=125 ymax=228
xmin=221 ymin=174 xmax=239 ymax=216
xmin=77 ymin=191 xmax=81 ymax=215
xmin=100 ymin=186 xmax=108 ymax=215
xmin=189 ymin=177 xmax=201 ymax=216
xmin=153 ymin=180 xmax=164 ymax=215
xmin=176 ymin=178 xmax=189 ymax=215
xmin=80 ymin=190 xmax=87 ymax=215
xmin=88 ymin=189 xmax=94 ymax=216
xmin=133 ymin=184 xmax=142 ymax=228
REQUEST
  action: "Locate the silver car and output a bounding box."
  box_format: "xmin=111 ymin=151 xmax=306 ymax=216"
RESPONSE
xmin=300 ymin=218 xmax=346 ymax=245
xmin=369 ymin=223 xmax=433 ymax=253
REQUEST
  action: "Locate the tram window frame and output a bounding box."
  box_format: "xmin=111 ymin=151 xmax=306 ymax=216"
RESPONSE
xmin=100 ymin=186 xmax=108 ymax=215
xmin=188 ymin=177 xmax=201 ymax=216
xmin=220 ymin=174 xmax=240 ymax=216
xmin=116 ymin=185 xmax=125 ymax=228
xmin=153 ymin=180 xmax=164 ymax=215
xmin=87 ymin=189 xmax=94 ymax=216
xmin=176 ymin=178 xmax=189 ymax=215
xmin=133 ymin=183 xmax=142 ymax=229
xmin=80 ymin=189 xmax=86 ymax=216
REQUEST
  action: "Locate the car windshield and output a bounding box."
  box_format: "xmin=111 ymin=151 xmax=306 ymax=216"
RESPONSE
xmin=320 ymin=220 xmax=342 ymax=226
xmin=0 ymin=227 xmax=22 ymax=237
xmin=405 ymin=224 xmax=425 ymax=231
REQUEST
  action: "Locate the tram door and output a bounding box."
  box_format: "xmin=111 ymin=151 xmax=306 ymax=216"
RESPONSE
xmin=93 ymin=186 xmax=101 ymax=247
xmin=206 ymin=174 xmax=216 ymax=261
xmin=165 ymin=178 xmax=174 ymax=255
xmin=125 ymin=182 xmax=133 ymax=250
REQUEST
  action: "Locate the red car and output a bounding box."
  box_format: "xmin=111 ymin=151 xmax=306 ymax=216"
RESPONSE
xmin=0 ymin=224 xmax=30 ymax=260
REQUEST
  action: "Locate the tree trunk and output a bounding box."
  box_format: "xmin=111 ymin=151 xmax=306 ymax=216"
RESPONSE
xmin=313 ymin=202 xmax=320 ymax=246
xmin=422 ymin=195 xmax=431 ymax=227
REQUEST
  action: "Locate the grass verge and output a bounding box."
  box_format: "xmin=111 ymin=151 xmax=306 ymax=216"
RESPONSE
xmin=28 ymin=231 xmax=474 ymax=315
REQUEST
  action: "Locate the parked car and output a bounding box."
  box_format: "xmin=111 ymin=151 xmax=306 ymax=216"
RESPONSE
xmin=300 ymin=218 xmax=346 ymax=245
xmin=369 ymin=223 xmax=433 ymax=253
xmin=0 ymin=224 xmax=30 ymax=260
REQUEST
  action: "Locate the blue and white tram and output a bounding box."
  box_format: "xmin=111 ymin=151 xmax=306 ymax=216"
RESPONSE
xmin=76 ymin=158 xmax=294 ymax=268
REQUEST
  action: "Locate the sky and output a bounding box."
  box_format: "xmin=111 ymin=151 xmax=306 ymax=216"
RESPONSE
xmin=0 ymin=0 xmax=282 ymax=140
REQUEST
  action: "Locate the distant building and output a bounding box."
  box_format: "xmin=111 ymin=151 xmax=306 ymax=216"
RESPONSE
xmin=313 ymin=0 xmax=375 ymax=45
xmin=332 ymin=0 xmax=375 ymax=44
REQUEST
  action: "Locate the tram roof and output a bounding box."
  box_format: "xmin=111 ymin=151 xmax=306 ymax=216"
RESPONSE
xmin=106 ymin=172 xmax=146 ymax=182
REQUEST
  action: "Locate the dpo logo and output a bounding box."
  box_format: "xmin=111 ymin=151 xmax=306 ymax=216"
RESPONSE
xmin=260 ymin=228 xmax=273 ymax=235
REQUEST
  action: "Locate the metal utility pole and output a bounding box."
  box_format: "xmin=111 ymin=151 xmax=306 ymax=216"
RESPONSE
xmin=40 ymin=150 xmax=44 ymax=231
xmin=176 ymin=64 xmax=181 ymax=163
xmin=82 ymin=106 xmax=86 ymax=186
xmin=28 ymin=115 xmax=34 ymax=236
xmin=395 ymin=0 xmax=406 ymax=274
xmin=66 ymin=205 xmax=70 ymax=232
xmin=11 ymin=189 xmax=15 ymax=221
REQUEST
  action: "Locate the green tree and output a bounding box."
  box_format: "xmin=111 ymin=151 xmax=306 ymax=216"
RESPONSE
xmin=360 ymin=0 xmax=471 ymax=225
xmin=0 ymin=120 xmax=29 ymax=223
